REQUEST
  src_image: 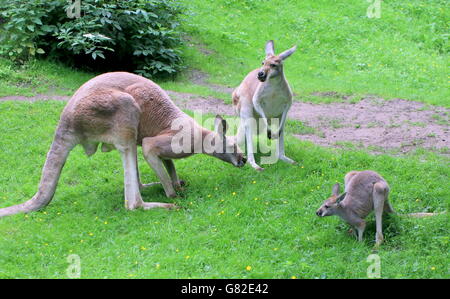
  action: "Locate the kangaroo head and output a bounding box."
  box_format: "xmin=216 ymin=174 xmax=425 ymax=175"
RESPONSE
xmin=211 ymin=115 xmax=246 ymax=167
xmin=257 ymin=40 xmax=297 ymax=82
xmin=316 ymin=183 xmax=346 ymax=217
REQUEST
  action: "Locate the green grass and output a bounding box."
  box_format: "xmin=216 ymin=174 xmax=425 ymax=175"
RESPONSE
xmin=160 ymin=80 xmax=231 ymax=103
xmin=177 ymin=0 xmax=449 ymax=106
xmin=0 ymin=101 xmax=448 ymax=278
xmin=0 ymin=1 xmax=448 ymax=108
xmin=286 ymin=119 xmax=325 ymax=138
xmin=0 ymin=58 xmax=93 ymax=97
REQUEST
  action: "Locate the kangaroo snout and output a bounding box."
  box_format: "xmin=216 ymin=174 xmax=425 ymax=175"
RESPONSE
xmin=257 ymin=71 xmax=267 ymax=82
xmin=237 ymin=157 xmax=247 ymax=167
xmin=316 ymin=209 xmax=323 ymax=217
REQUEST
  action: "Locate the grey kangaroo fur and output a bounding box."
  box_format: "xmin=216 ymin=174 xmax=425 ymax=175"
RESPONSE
xmin=316 ymin=170 xmax=444 ymax=246
xmin=0 ymin=72 xmax=246 ymax=218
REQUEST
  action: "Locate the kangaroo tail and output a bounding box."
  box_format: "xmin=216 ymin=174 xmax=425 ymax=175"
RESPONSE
xmin=402 ymin=211 xmax=446 ymax=218
xmin=0 ymin=126 xmax=76 ymax=218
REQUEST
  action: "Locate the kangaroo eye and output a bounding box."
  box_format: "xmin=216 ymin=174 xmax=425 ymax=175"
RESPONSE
xmin=270 ymin=64 xmax=277 ymax=68
xmin=324 ymin=205 xmax=329 ymax=209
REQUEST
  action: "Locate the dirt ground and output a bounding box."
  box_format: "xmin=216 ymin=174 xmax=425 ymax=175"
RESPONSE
xmin=1 ymin=86 xmax=448 ymax=156
xmin=169 ymin=91 xmax=449 ymax=155
xmin=290 ymin=96 xmax=449 ymax=154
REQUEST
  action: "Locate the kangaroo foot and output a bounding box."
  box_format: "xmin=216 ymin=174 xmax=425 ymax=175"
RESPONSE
xmin=250 ymin=163 xmax=264 ymax=171
xmin=279 ymin=155 xmax=296 ymax=164
xmin=375 ymin=233 xmax=384 ymax=247
xmin=142 ymin=202 xmax=179 ymax=210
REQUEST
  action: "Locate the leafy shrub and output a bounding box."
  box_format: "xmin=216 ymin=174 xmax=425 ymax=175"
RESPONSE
xmin=0 ymin=0 xmax=184 ymax=77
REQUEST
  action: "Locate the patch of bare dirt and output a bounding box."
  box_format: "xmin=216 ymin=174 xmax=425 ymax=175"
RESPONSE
xmin=169 ymin=91 xmax=449 ymax=154
xmin=290 ymin=96 xmax=449 ymax=154
xmin=1 ymin=91 xmax=448 ymax=155
xmin=188 ymin=69 xmax=235 ymax=94
xmin=183 ymin=35 xmax=216 ymax=56
xmin=168 ymin=91 xmax=449 ymax=154
xmin=167 ymin=90 xmax=235 ymax=116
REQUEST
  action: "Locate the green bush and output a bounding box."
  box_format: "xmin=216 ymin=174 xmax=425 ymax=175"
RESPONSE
xmin=0 ymin=0 xmax=184 ymax=77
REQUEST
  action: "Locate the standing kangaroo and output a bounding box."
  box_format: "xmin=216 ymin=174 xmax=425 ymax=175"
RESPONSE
xmin=233 ymin=40 xmax=297 ymax=171
xmin=0 ymin=72 xmax=246 ymax=218
xmin=316 ymin=170 xmax=443 ymax=246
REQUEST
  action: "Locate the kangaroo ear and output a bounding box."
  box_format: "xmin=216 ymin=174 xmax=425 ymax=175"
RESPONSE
xmin=336 ymin=192 xmax=347 ymax=204
xmin=214 ymin=115 xmax=228 ymax=137
xmin=332 ymin=183 xmax=340 ymax=196
xmin=265 ymin=40 xmax=275 ymax=56
xmin=279 ymin=45 xmax=297 ymax=60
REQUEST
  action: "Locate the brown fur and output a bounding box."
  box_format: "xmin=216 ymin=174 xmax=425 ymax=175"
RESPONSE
xmin=0 ymin=72 xmax=245 ymax=217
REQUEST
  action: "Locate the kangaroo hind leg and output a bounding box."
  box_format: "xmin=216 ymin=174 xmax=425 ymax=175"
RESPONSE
xmin=108 ymin=91 xmax=146 ymax=211
xmin=383 ymin=188 xmax=394 ymax=214
xmin=116 ymin=142 xmax=144 ymax=210
xmin=373 ymin=181 xmax=389 ymax=246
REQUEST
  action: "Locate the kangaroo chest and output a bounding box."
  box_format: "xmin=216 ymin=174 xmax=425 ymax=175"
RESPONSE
xmin=253 ymin=81 xmax=292 ymax=118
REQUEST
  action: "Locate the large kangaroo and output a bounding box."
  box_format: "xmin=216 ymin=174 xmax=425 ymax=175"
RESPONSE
xmin=233 ymin=40 xmax=297 ymax=171
xmin=0 ymin=72 xmax=246 ymax=218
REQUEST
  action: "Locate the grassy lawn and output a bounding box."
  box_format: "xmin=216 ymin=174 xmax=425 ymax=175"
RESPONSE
xmin=0 ymin=58 xmax=93 ymax=97
xmin=178 ymin=0 xmax=448 ymax=106
xmin=0 ymin=1 xmax=448 ymax=107
xmin=0 ymin=101 xmax=448 ymax=278
xmin=0 ymin=0 xmax=448 ymax=279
